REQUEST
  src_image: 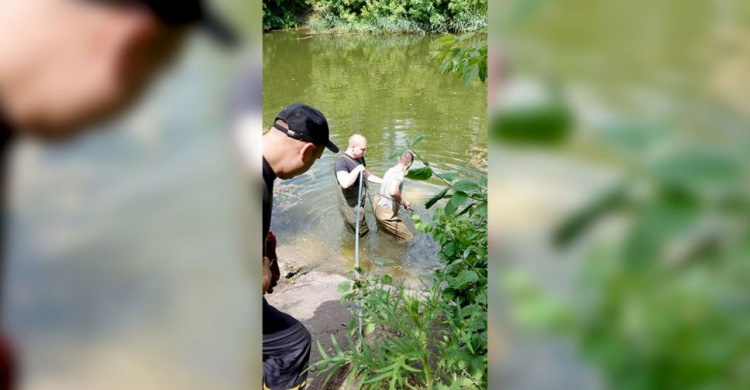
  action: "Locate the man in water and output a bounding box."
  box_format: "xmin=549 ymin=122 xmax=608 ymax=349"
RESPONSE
xmin=262 ymin=104 xmax=339 ymax=390
xmin=374 ymin=151 xmax=415 ymax=241
xmin=334 ymin=134 xmax=381 ymax=236
xmin=0 ymin=0 xmax=235 ymax=387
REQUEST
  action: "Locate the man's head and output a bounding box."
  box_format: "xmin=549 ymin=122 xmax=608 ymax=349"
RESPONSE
xmin=263 ymin=104 xmax=338 ymax=180
xmin=0 ymin=0 xmax=235 ymax=140
xmin=398 ymin=150 xmax=414 ymax=170
xmin=347 ymin=134 xmax=368 ymax=159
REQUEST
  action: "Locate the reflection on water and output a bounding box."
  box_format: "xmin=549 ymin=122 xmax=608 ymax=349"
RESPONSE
xmin=263 ymin=31 xmax=487 ymax=279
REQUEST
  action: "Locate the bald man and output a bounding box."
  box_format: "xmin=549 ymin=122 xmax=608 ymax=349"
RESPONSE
xmin=334 ymin=134 xmax=381 ymax=236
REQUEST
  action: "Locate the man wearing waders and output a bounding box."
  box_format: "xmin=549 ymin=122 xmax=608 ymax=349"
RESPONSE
xmin=0 ymin=1 xmax=236 ymax=387
xmin=374 ymin=151 xmax=415 ymax=241
xmin=334 ymin=135 xmax=382 ymax=236
xmin=263 ymin=104 xmax=339 ymax=390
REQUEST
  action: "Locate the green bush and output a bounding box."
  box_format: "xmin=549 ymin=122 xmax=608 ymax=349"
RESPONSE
xmin=263 ymin=0 xmax=309 ymax=30
xmin=264 ymin=0 xmax=487 ymax=33
xmin=312 ymin=136 xmax=488 ymax=389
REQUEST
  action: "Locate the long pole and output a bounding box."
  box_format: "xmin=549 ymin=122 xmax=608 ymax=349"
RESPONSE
xmin=354 ymin=170 xmax=364 ymax=338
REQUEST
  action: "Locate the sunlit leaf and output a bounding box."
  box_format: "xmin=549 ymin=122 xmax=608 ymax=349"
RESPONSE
xmin=453 ymin=180 xmax=480 ymax=192
xmin=405 ymin=166 xmax=433 ymax=180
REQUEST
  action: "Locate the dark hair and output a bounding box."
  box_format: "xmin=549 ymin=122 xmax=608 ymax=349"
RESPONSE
xmin=399 ymin=151 xmax=414 ymax=164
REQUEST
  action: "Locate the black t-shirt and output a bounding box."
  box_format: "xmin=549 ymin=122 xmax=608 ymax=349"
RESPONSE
xmin=262 ymin=157 xmax=276 ymax=256
xmin=334 ymin=154 xmax=366 ymax=207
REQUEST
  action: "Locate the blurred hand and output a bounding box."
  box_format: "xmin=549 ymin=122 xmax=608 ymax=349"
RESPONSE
xmin=268 ymin=259 xmax=280 ymax=294
xmin=0 ymin=334 xmax=15 ymax=390
xmin=402 ymin=200 xmax=412 ymax=210
xmin=263 ymin=257 xmax=272 ymax=295
xmin=354 ymin=164 xmax=365 ymax=175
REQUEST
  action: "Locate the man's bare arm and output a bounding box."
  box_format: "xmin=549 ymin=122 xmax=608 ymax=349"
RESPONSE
xmin=389 ymin=179 xmax=410 ymax=209
xmin=364 ymin=169 xmax=383 ymax=184
xmin=336 ymin=165 xmax=365 ymax=189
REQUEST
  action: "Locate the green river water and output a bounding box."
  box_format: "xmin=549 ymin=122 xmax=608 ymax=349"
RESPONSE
xmin=263 ymin=31 xmax=487 ymax=279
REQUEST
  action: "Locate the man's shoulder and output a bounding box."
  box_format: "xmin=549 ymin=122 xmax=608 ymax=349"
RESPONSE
xmin=335 ymin=154 xmax=355 ymax=171
xmin=387 ymin=166 xmax=404 ymax=179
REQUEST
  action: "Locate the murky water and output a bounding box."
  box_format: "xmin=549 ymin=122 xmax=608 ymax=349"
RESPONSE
xmin=263 ymin=31 xmax=487 ymax=279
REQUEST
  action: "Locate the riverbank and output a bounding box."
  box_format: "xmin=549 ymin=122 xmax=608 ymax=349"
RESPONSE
xmin=263 ymin=0 xmax=486 ymax=34
xmin=266 ymin=271 xmax=352 ymax=389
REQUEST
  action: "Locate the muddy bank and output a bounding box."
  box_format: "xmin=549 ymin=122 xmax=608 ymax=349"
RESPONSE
xmin=265 ymin=271 xmax=353 ymax=390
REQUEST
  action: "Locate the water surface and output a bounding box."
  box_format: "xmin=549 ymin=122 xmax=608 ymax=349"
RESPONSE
xmin=263 ymin=31 xmax=487 ymax=279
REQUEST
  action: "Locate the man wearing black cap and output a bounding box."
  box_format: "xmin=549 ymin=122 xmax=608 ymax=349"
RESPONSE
xmin=0 ymin=0 xmax=235 ymax=387
xmin=263 ymin=104 xmax=338 ymax=390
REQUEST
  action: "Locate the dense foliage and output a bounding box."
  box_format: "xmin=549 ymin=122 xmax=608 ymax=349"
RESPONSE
xmin=499 ymin=89 xmax=750 ymax=388
xmin=263 ymin=0 xmax=309 ymax=30
xmin=313 ymin=136 xmax=488 ymax=389
xmin=431 ymin=34 xmax=488 ymax=86
xmin=263 ymin=0 xmax=487 ymax=33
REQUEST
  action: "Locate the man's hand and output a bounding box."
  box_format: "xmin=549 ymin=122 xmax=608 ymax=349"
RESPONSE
xmin=0 ymin=333 xmax=16 ymax=390
xmin=263 ymin=257 xmax=273 ymax=295
xmin=353 ymin=164 xmax=365 ymax=175
xmin=402 ymin=200 xmax=412 ymax=210
xmin=268 ymin=259 xmax=280 ymax=294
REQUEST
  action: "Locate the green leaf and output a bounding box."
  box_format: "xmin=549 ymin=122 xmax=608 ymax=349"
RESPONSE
xmin=389 ymin=147 xmax=408 ymax=160
xmin=650 ymin=149 xmax=742 ymax=194
xmin=405 ymin=166 xmax=433 ymax=180
xmin=436 ymin=171 xmax=460 ymax=182
xmin=425 ymin=187 xmax=449 ymax=209
xmin=490 ymin=82 xmax=573 ymax=145
xmin=553 ymin=183 xmax=627 ymax=248
xmin=453 ymin=180 xmax=480 ymax=193
xmin=454 ymin=270 xmax=479 ymax=288
xmin=337 ymin=281 xmax=352 ymax=293
xmin=450 ymin=191 xmax=469 ymax=208
xmin=411 ymin=135 xmax=426 ymax=147
xmin=364 ymin=322 xmax=376 ymax=335
xmin=317 ymin=340 xmax=328 ymax=360
xmin=457 ymin=202 xmax=476 ymax=216
xmin=476 ymin=202 xmax=487 ymax=217
xmin=445 ymin=199 xmax=457 ymax=215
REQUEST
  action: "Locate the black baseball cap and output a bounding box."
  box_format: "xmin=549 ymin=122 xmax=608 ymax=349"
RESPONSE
xmin=101 ymin=0 xmax=238 ymax=46
xmin=274 ymin=104 xmax=339 ymax=153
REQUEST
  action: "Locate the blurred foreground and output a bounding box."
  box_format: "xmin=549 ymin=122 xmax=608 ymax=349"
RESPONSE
xmin=489 ymin=1 xmax=749 ymax=389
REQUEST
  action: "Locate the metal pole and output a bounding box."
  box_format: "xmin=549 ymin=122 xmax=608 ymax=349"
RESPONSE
xmin=354 ymin=170 xmax=364 ymax=338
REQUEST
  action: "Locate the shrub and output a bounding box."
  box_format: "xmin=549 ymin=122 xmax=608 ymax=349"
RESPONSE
xmin=312 ymin=136 xmax=488 ymax=389
xmin=264 ymin=0 xmax=487 ymax=33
